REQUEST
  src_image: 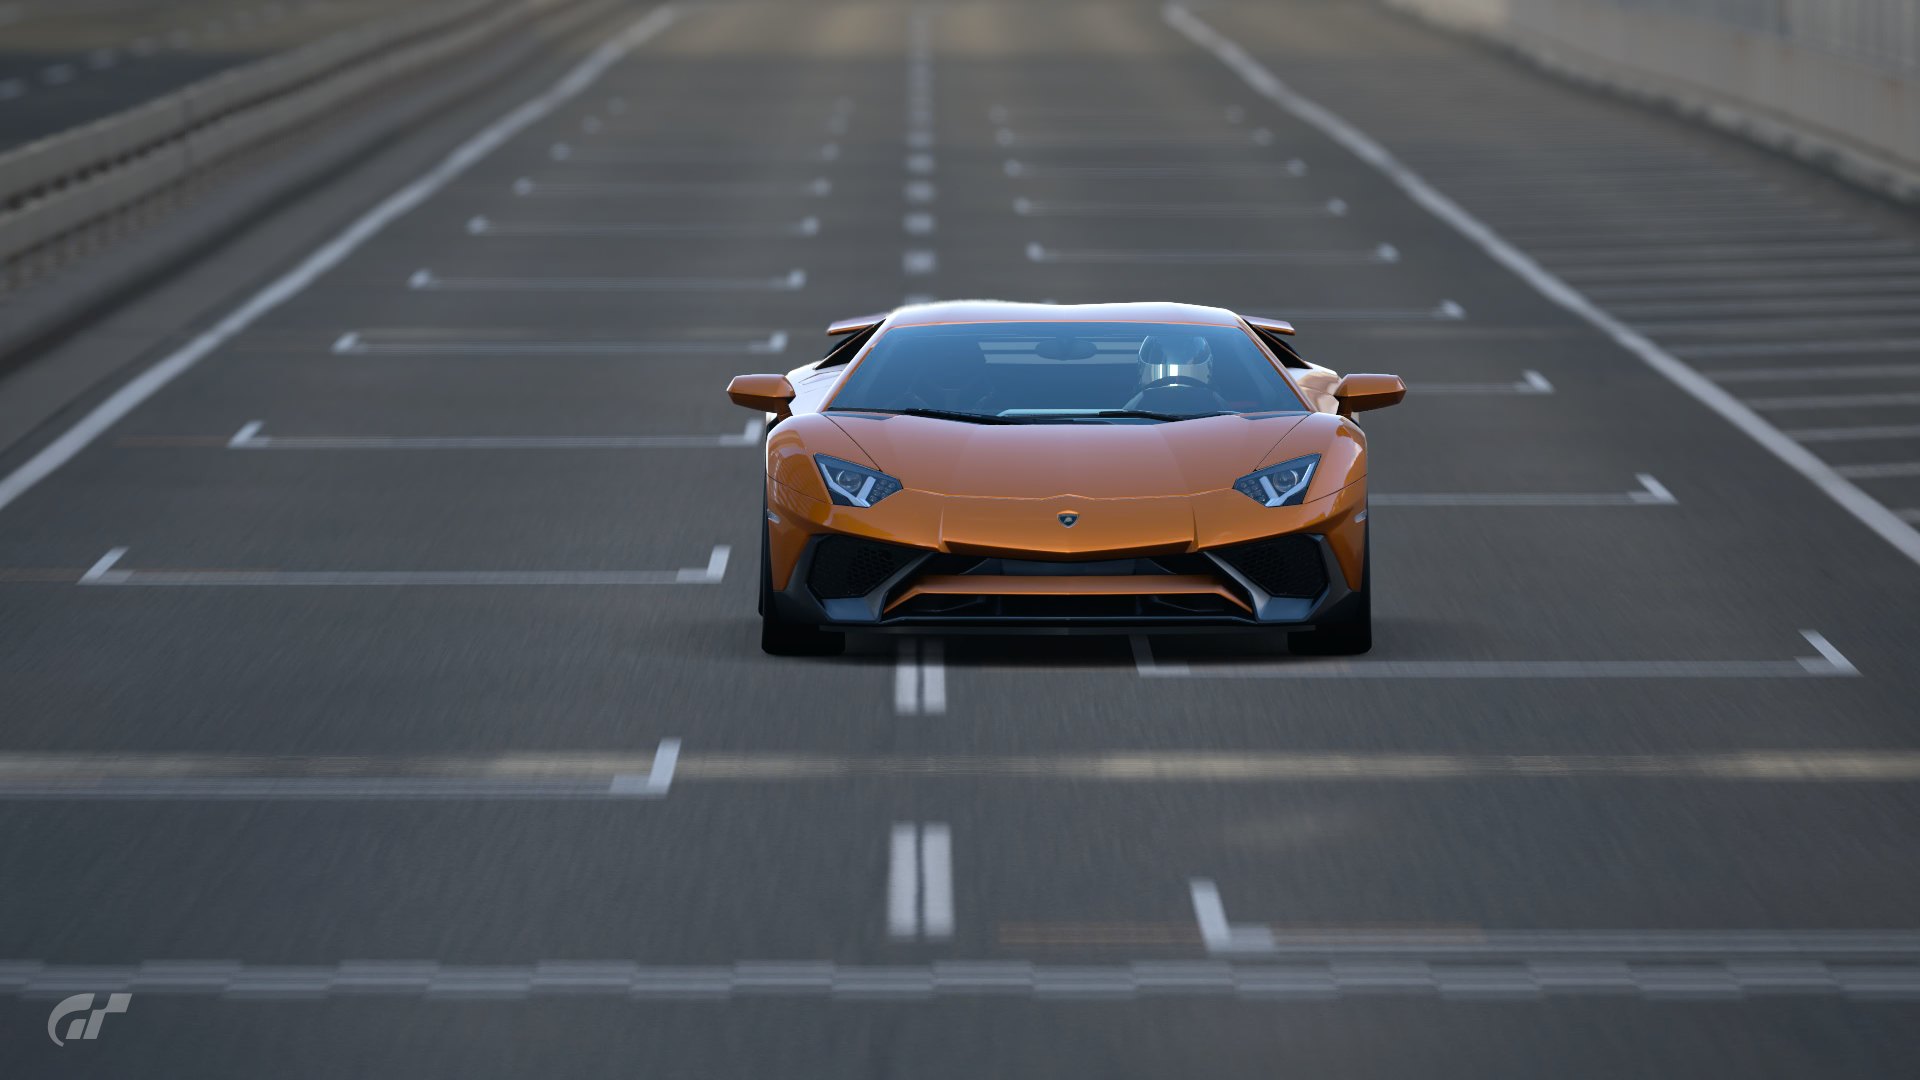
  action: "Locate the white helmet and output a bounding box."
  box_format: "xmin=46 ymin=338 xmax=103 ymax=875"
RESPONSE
xmin=1138 ymin=334 xmax=1213 ymax=386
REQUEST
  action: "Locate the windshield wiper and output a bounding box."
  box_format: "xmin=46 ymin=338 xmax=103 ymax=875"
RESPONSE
xmin=832 ymin=407 xmax=1017 ymax=425
xmin=1072 ymin=409 xmax=1227 ymax=422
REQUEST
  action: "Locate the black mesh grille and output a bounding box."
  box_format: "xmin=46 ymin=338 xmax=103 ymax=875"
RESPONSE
xmin=807 ymin=536 xmax=920 ymax=599
xmin=1217 ymin=535 xmax=1328 ymax=598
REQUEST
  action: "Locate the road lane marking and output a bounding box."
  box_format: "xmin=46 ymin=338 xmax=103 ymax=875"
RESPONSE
xmin=331 ymin=330 xmax=787 ymax=355
xmin=1709 ymin=363 xmax=1920 ymax=383
xmin=4 ymin=957 xmax=1915 ymax=1000
xmin=1132 ymin=629 xmax=1855 ymax=680
xmin=904 ymin=180 xmax=936 ymax=203
xmin=902 ymin=212 xmax=935 ymax=235
xmin=1585 ymin=277 xmax=1920 ymax=302
xmin=1630 ymin=314 xmax=1920 ymax=336
xmin=1012 ymin=196 xmax=1346 ymax=218
xmin=212 ymin=418 xmax=764 ymax=449
xmin=13 ymin=745 xmax=1920 ymax=797
xmin=1004 ymin=158 xmax=1307 ymax=179
xmin=1675 ymin=338 xmax=1920 ymax=360
xmin=1783 ymin=424 xmax=1920 ymax=443
xmin=544 ymin=141 xmax=839 ymax=163
xmin=903 ymin=250 xmax=937 ymax=275
xmin=1539 ymin=240 xmax=1916 ymax=265
xmin=1747 ymin=391 xmax=1920 ymax=411
xmin=1613 ymin=295 xmax=1920 ymax=319
xmin=888 ymin=822 xmax=954 ymax=942
xmin=405 ymin=265 xmax=802 ymax=290
xmin=1368 ymin=473 xmax=1673 ymax=506
xmin=513 ymin=176 xmax=833 ymax=197
xmin=889 ymin=823 xmax=920 ymax=939
xmin=1559 ymin=257 xmax=1920 ymax=283
xmin=921 ymin=823 xmax=954 ymax=939
xmin=1190 ymin=879 xmax=1276 ymax=954
xmin=1835 ymin=462 xmax=1920 ymax=480
xmin=466 ymin=215 xmax=818 ymax=237
xmin=1282 ymin=300 xmax=1462 ymax=322
xmin=1027 ymin=242 xmax=1396 ymax=265
xmin=1416 ymin=371 xmax=1553 ymax=395
xmin=0 ymin=5 xmax=681 ymax=517
xmin=72 ymin=546 xmax=730 ymax=587
xmin=408 ymin=268 xmax=805 ymax=292
xmin=895 ymin=640 xmax=946 ymax=715
xmin=1161 ymin=2 xmax=1920 ymax=571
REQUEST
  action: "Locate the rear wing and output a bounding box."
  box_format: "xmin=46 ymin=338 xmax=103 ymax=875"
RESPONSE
xmin=1244 ymin=315 xmax=1295 ymax=336
xmin=1244 ymin=315 xmax=1314 ymax=369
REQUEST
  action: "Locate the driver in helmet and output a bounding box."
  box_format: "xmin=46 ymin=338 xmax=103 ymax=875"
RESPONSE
xmin=1126 ymin=334 xmax=1226 ymax=414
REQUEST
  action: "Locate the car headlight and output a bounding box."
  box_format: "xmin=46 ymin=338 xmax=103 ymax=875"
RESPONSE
xmin=1233 ymin=454 xmax=1320 ymax=507
xmin=817 ymin=454 xmax=902 ymax=507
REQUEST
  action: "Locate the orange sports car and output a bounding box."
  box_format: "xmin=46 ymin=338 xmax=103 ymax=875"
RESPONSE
xmin=726 ymin=301 xmax=1405 ymax=656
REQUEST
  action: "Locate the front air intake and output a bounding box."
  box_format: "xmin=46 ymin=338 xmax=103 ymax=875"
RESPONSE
xmin=806 ymin=536 xmax=920 ymax=599
xmin=1216 ymin=535 xmax=1328 ymax=599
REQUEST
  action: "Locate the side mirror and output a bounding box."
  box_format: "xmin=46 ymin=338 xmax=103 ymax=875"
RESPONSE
xmin=1332 ymin=373 xmax=1406 ymax=419
xmin=727 ymin=374 xmax=796 ymax=415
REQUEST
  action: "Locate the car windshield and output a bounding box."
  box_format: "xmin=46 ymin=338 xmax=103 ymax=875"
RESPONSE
xmin=825 ymin=321 xmax=1306 ymax=422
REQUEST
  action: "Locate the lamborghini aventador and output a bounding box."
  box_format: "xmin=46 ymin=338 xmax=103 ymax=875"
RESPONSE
xmin=726 ymin=301 xmax=1405 ymax=656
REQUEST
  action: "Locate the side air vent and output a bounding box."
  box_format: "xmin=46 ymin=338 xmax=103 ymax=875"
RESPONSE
xmin=1216 ymin=536 xmax=1328 ymax=599
xmin=807 ymin=536 xmax=919 ymax=599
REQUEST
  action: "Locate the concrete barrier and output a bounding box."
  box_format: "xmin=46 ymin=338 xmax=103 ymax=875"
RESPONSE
xmin=1386 ymin=0 xmax=1920 ymax=202
xmin=0 ymin=0 xmax=575 ymax=271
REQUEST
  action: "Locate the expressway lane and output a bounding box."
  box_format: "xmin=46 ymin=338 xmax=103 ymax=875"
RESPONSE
xmin=2 ymin=0 xmax=1919 ymax=1075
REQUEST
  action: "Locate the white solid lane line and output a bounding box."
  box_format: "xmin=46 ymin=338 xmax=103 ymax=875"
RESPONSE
xmin=1027 ymin=241 xmax=1396 ymax=265
xmin=409 ymin=268 xmax=806 ymax=292
xmin=513 ymin=177 xmax=833 ymax=197
xmin=1372 ymin=473 xmax=1674 ymax=507
xmin=74 ymin=547 xmax=731 ymax=587
xmin=889 ymin=823 xmax=920 ymax=940
xmin=1747 ymin=391 xmax=1920 ymax=411
xmin=333 ymin=330 xmax=788 ymax=356
xmin=895 ymin=640 xmax=948 ymax=715
xmin=1013 ymin=196 xmax=1346 ymax=218
xmin=1783 ymin=424 xmax=1920 ymax=444
xmin=1132 ymin=629 xmax=1858 ymax=680
xmin=888 ymin=823 xmax=955 ymax=942
xmin=1416 ymin=371 xmax=1553 ymax=395
xmin=920 ymin=823 xmax=954 ymax=940
xmin=0 ymin=6 xmax=681 ymax=517
xmin=1160 ymin=3 xmax=1920 ymax=571
xmin=467 ymin=215 xmax=819 ymax=237
xmin=221 ymin=418 xmax=764 ymax=450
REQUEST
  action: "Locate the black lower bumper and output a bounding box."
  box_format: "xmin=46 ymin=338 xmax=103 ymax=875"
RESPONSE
xmin=767 ymin=533 xmax=1354 ymax=634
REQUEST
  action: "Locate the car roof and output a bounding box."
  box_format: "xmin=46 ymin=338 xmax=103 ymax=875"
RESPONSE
xmin=882 ymin=300 xmax=1245 ymax=328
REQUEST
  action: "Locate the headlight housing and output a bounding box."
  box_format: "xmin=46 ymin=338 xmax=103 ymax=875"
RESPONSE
xmin=1233 ymin=454 xmax=1320 ymax=508
xmin=817 ymin=455 xmax=902 ymax=507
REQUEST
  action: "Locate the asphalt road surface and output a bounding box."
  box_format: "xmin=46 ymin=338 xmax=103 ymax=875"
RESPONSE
xmin=3 ymin=1 xmax=1920 ymax=1075
xmin=0 ymin=0 xmax=394 ymax=151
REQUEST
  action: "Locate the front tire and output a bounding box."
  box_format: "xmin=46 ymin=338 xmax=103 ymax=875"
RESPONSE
xmin=1289 ymin=527 xmax=1371 ymax=656
xmin=760 ymin=516 xmax=845 ymax=656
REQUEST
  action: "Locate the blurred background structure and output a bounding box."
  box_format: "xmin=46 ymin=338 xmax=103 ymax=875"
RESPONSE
xmin=1391 ymin=0 xmax=1919 ymax=198
xmin=2 ymin=1 xmax=1919 ymax=1076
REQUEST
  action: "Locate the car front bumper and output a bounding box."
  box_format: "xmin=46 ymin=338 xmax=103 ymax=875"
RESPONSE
xmin=764 ymin=477 xmax=1366 ymax=633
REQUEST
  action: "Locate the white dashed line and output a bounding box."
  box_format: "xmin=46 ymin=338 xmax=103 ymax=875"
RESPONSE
xmin=888 ymin=822 xmax=955 ymax=941
xmin=895 ymin=639 xmax=946 ymax=715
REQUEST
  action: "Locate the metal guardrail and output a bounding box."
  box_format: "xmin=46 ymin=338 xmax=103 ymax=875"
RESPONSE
xmin=0 ymin=0 xmax=566 ymax=272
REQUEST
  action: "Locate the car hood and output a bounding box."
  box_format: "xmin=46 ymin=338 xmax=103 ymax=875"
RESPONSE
xmin=823 ymin=412 xmax=1309 ymax=498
